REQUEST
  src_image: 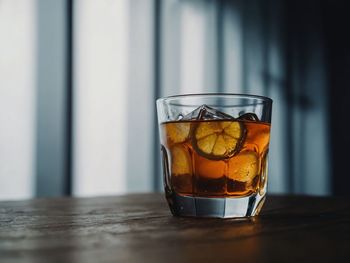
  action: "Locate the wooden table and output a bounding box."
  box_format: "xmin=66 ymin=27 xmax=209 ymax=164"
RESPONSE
xmin=0 ymin=194 xmax=349 ymax=262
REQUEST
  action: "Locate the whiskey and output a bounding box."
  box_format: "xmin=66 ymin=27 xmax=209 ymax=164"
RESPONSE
xmin=160 ymin=118 xmax=270 ymax=198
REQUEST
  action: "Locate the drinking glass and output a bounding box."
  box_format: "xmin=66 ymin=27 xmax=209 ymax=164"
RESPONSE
xmin=156 ymin=93 xmax=272 ymax=218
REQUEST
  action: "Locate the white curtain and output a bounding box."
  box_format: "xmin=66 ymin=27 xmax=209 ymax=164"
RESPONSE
xmin=0 ymin=0 xmax=331 ymax=199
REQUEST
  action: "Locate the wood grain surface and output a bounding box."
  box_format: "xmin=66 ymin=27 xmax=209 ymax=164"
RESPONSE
xmin=0 ymin=193 xmax=349 ymax=263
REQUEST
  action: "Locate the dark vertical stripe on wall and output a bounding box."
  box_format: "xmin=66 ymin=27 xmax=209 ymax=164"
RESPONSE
xmin=241 ymin=1 xmax=248 ymax=94
xmin=65 ymin=0 xmax=74 ymax=195
xmin=217 ymin=0 xmax=224 ymax=93
xmin=284 ymin=1 xmax=295 ymax=193
xmin=153 ymin=0 xmax=162 ymax=191
xmin=36 ymin=0 xmax=72 ymax=197
xmin=261 ymin=0 xmax=270 ymax=96
xmin=322 ymin=0 xmax=350 ymax=196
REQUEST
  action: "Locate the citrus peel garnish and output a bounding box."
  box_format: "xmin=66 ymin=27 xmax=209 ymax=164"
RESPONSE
xmin=228 ymin=151 xmax=259 ymax=182
xmin=166 ymin=122 xmax=190 ymax=144
xmin=171 ymin=145 xmax=192 ymax=175
xmin=192 ymin=121 xmax=245 ymax=160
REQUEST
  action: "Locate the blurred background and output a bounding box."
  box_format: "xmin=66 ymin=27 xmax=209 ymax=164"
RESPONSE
xmin=1 ymin=0 xmax=349 ymax=200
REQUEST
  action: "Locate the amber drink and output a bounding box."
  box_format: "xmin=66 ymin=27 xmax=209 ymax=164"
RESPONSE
xmin=157 ymin=94 xmax=272 ymax=218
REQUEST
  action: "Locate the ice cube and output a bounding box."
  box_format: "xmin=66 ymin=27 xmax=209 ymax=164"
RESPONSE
xmin=183 ymin=104 xmax=234 ymax=120
xmin=237 ymin=112 xmax=260 ymax=121
xmin=176 ymin=113 xmax=184 ymax=120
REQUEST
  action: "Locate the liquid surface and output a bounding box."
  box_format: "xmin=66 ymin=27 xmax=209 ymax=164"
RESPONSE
xmin=160 ymin=119 xmax=270 ymax=197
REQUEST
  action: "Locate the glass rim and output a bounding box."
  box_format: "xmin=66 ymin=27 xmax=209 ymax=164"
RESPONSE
xmin=156 ymin=93 xmax=273 ymax=104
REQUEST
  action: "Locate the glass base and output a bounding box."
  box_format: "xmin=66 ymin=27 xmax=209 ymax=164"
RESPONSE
xmin=167 ymin=192 xmax=266 ymax=218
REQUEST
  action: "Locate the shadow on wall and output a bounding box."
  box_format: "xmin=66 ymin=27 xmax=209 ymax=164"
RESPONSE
xmin=159 ymin=0 xmax=332 ymax=195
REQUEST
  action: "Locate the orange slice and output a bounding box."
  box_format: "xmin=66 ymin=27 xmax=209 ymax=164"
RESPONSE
xmin=192 ymin=121 xmax=245 ymax=160
xmin=228 ymin=151 xmax=259 ymax=182
xmin=165 ymin=122 xmax=190 ymax=144
xmin=171 ymin=145 xmax=192 ymax=175
xmin=194 ymin=154 xmax=226 ymax=179
xmin=244 ymin=122 xmax=271 ymax=152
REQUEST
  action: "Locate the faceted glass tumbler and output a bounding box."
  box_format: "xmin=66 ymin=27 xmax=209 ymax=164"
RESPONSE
xmin=156 ymin=93 xmax=272 ymax=218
